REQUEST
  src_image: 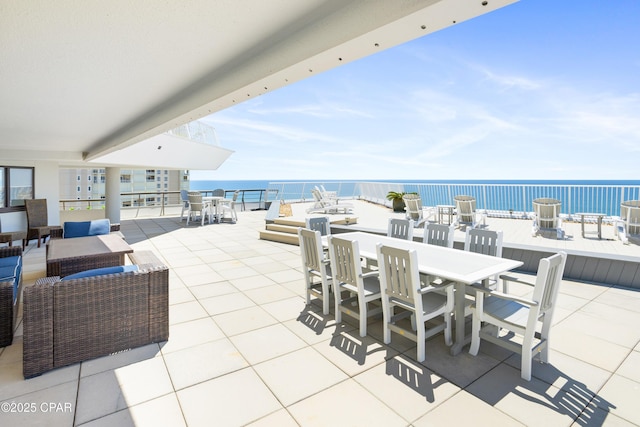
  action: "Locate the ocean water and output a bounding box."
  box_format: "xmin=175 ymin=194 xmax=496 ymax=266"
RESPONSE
xmin=190 ymin=180 xmax=640 ymax=216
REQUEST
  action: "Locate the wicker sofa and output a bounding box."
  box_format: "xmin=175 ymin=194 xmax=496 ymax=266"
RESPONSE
xmin=23 ymin=251 xmax=168 ymax=378
xmin=0 ymin=246 xmax=23 ymax=347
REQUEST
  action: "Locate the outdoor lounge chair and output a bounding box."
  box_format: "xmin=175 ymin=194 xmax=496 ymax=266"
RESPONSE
xmin=615 ymin=200 xmax=640 ymax=244
xmin=453 ymin=195 xmax=486 ymax=229
xmin=532 ymin=198 xmax=565 ymax=239
xmin=307 ymin=188 xmax=353 ymax=214
xmin=402 ymin=194 xmax=433 ymax=227
xmin=469 ymin=251 xmax=567 ymax=381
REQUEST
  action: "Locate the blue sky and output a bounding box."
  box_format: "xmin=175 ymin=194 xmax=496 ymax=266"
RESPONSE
xmin=194 ymin=0 xmax=640 ymax=181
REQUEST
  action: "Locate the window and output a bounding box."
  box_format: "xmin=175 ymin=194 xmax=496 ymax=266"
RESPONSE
xmin=87 ymin=186 xmax=91 ymax=192
xmin=0 ymin=166 xmax=34 ymax=211
xmin=77 ymin=186 xmax=81 ymax=192
xmin=77 ymin=175 xmax=81 ymax=181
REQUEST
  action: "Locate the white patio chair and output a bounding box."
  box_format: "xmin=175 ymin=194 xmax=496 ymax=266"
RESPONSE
xmin=186 ymin=192 xmax=212 ymax=226
xmin=464 ymin=228 xmax=504 ymax=290
xmin=469 ymin=251 xmax=567 ymax=381
xmin=376 ymin=244 xmax=454 ymax=362
xmin=453 ymin=195 xmax=486 ymax=229
xmin=307 ymin=188 xmax=353 ymax=214
xmin=615 ymin=200 xmax=640 ymax=244
xmin=179 ymin=189 xmax=190 ymax=221
xmin=532 ymin=198 xmax=565 ymax=239
xmin=219 ymin=190 xmax=239 ymax=223
xmin=422 ymin=223 xmax=454 ymax=248
xmin=328 ymin=235 xmax=381 ymax=337
xmin=298 ymin=228 xmax=332 ymax=315
xmin=387 ymin=218 xmax=414 ymax=240
xmin=402 ymin=194 xmax=433 ymax=228
xmin=306 ymin=216 xmax=331 ymax=236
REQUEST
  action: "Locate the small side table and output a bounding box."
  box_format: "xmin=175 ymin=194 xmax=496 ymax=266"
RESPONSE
xmin=575 ymin=213 xmax=605 ymax=239
xmin=437 ymin=205 xmax=455 ymax=225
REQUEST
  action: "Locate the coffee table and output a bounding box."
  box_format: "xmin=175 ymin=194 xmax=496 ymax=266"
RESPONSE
xmin=46 ymin=234 xmax=133 ymax=277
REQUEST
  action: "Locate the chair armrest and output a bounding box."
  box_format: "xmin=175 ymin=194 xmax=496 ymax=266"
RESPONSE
xmin=418 ymin=280 xmax=453 ymax=294
xmin=499 ymin=274 xmax=535 ymax=287
xmin=361 ymin=271 xmax=379 ymax=279
xmin=472 ymin=284 xmax=538 ymax=307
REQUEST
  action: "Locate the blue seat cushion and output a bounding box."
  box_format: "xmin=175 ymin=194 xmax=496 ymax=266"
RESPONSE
xmin=0 ymin=258 xmax=21 ymax=303
xmin=64 ymin=219 xmax=111 ymax=238
xmin=61 ymin=265 xmax=139 ymax=281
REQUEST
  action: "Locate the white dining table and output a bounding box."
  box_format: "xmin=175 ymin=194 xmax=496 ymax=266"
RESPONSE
xmin=323 ymin=231 xmax=523 ymax=355
xmin=202 ymin=196 xmax=224 ymax=222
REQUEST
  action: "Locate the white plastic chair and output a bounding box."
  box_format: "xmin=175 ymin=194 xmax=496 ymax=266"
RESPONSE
xmin=387 ymin=218 xmax=414 ymax=240
xmin=376 ymin=244 xmax=454 ymax=362
xmin=453 ymin=195 xmax=486 ymax=229
xmin=219 ymin=190 xmax=238 ymax=223
xmin=615 ymin=200 xmax=640 ymax=244
xmin=305 ymin=217 xmax=331 ymax=236
xmin=328 ymin=235 xmax=381 ymax=337
xmin=464 ymin=228 xmax=504 ymax=289
xmin=180 ymin=189 xmax=190 ymax=221
xmin=469 ymin=251 xmax=567 ymax=381
xmin=532 ymin=198 xmax=564 ymax=239
xmin=402 ymin=194 xmax=433 ymax=227
xmin=298 ymin=228 xmax=332 ymax=315
xmin=422 ymin=223 xmax=454 ymax=248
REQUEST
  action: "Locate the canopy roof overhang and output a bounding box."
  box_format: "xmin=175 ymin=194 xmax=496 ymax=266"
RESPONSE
xmin=0 ymin=0 xmax=517 ymax=170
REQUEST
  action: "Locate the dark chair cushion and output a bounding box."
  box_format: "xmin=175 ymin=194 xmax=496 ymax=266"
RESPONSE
xmin=61 ymin=264 xmax=139 ymax=281
xmin=63 ymin=219 xmax=111 ymax=238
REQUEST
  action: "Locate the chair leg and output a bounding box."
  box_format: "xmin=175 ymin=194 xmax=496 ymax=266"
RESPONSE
xmin=469 ymin=315 xmax=481 ymax=356
xmin=416 ymin=325 xmax=426 ymax=363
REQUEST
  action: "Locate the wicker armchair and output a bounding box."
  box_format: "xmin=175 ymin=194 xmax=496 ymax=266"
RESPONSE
xmin=0 ymin=246 xmax=22 ymax=347
xmin=23 ymin=251 xmax=169 ymax=378
xmin=25 ymin=199 xmax=62 ymax=247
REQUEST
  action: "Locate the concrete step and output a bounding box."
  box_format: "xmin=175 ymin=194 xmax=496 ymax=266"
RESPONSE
xmin=259 ymin=230 xmax=300 ymax=245
xmin=272 ymin=218 xmax=306 ymax=227
xmin=266 ymin=223 xmax=299 ymax=234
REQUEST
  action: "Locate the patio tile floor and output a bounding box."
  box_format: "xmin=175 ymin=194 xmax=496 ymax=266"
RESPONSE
xmin=0 ymin=207 xmax=639 ymax=426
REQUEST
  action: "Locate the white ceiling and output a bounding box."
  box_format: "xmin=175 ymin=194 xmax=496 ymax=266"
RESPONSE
xmin=0 ymin=0 xmax=517 ymax=169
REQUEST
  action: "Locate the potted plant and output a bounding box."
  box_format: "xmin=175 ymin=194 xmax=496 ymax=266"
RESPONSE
xmin=386 ymin=191 xmax=407 ymax=212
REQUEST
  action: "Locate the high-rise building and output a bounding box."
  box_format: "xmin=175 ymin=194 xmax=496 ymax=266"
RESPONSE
xmin=59 ymin=169 xmax=190 ymax=207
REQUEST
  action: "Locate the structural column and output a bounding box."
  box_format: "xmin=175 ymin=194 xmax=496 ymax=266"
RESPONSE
xmin=105 ymin=167 xmax=121 ymax=224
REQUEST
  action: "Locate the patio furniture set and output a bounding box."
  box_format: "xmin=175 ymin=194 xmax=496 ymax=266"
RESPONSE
xmin=299 ymin=224 xmax=567 ymax=381
xmin=181 ymin=189 xmax=239 ymax=225
xmin=0 ymin=199 xmax=170 ymax=378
